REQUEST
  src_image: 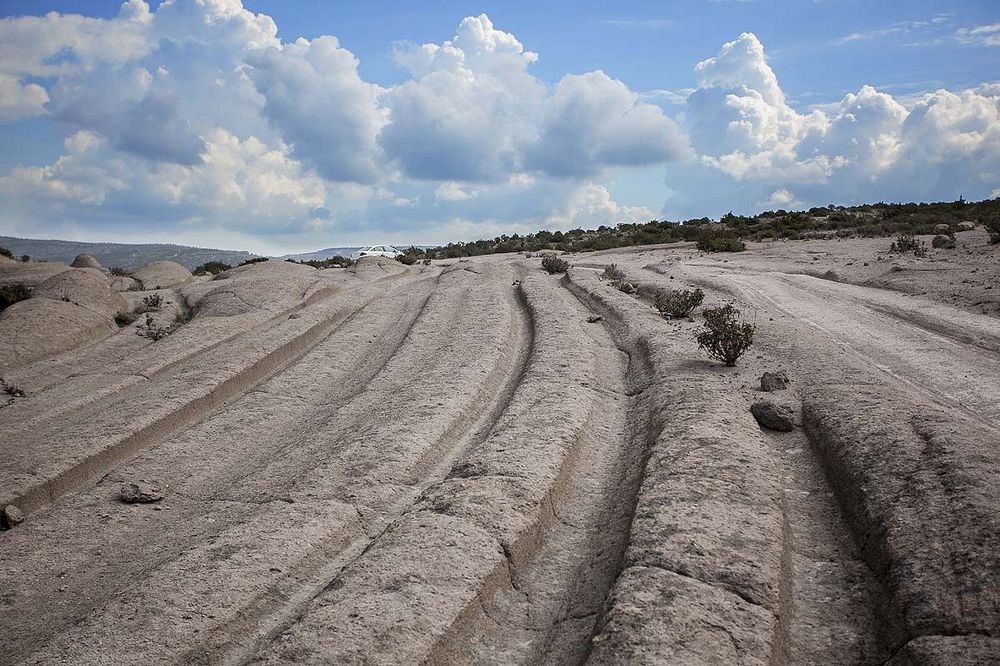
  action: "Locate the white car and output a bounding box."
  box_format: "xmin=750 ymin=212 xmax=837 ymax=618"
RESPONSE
xmin=351 ymin=244 xmax=403 ymax=261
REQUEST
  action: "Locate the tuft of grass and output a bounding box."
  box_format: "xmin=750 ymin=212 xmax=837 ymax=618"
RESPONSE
xmin=655 ymin=287 xmax=705 ymax=318
xmin=0 ymin=283 xmax=31 ymax=312
xmin=541 ymin=254 xmax=569 ymax=274
xmin=696 ymin=303 xmax=755 ymax=366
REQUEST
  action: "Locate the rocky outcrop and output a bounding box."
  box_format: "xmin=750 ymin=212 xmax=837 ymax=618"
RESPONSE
xmin=70 ymin=253 xmax=102 ymax=269
xmin=130 ymin=261 xmax=192 ymax=289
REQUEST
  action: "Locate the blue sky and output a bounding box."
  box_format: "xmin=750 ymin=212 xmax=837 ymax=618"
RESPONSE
xmin=0 ymin=0 xmax=998 ymax=253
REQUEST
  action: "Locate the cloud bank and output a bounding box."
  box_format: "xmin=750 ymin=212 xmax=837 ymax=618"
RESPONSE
xmin=0 ymin=2 xmax=998 ymax=251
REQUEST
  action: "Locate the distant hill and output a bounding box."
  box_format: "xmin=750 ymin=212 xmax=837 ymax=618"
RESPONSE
xmin=0 ymin=236 xmax=260 ymax=270
xmin=277 ymin=247 xmax=361 ymax=262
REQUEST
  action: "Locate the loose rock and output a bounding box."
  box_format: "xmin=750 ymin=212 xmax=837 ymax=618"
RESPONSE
xmin=118 ymin=481 xmax=163 ymax=504
xmin=750 ymin=400 xmax=796 ymax=431
xmin=1 ymin=504 xmax=25 ymax=529
xmin=760 ymin=370 xmax=789 ymax=392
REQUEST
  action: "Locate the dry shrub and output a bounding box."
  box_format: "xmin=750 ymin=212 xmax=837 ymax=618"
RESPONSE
xmin=696 ymin=303 xmax=755 ymax=366
xmin=655 ymin=288 xmax=704 ymax=317
xmin=890 ymin=234 xmax=928 ymax=257
xmin=541 ymin=254 xmax=569 ymax=274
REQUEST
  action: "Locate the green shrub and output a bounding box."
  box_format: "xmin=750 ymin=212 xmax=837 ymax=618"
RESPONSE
xmin=889 ymin=234 xmax=928 ymax=257
xmin=697 ymin=230 xmax=746 ymax=253
xmin=696 ymin=303 xmax=755 ymax=367
xmin=541 ymin=254 xmax=569 ymax=274
xmin=0 ymin=247 xmax=13 ymax=260
xmin=109 ymin=266 xmax=128 ymax=276
xmin=986 ymin=218 xmax=1000 ymax=245
xmin=0 ymin=284 xmax=31 ymax=312
xmin=237 ymin=257 xmax=269 ymax=267
xmin=20 ymin=255 xmax=29 ymax=263
xmin=655 ymin=288 xmax=705 ymax=318
xmin=193 ymin=261 xmax=232 ymax=275
xmin=396 ymin=253 xmax=417 ymax=265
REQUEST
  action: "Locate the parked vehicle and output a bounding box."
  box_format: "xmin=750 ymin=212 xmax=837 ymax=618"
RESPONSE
xmin=350 ymin=245 xmax=403 ymax=261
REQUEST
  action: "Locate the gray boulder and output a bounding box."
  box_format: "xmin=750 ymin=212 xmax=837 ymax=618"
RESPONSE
xmin=760 ymin=370 xmax=789 ymax=392
xmin=958 ymin=221 xmax=975 ymax=231
xmin=751 ymin=400 xmax=796 ymax=431
xmin=933 ymin=223 xmax=951 ymax=234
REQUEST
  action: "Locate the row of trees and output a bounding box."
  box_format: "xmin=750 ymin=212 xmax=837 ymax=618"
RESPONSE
xmin=396 ymin=197 xmax=999 ymax=261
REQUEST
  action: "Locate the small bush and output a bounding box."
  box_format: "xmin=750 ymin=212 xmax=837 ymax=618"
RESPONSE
xmin=193 ymin=261 xmax=232 ymax=276
xmin=142 ymin=293 xmax=163 ymax=310
xmin=109 ymin=267 xmax=128 ymax=276
xmin=697 ymin=230 xmax=746 ymax=253
xmin=931 ymin=234 xmax=955 ymax=249
xmin=602 ymin=264 xmax=626 ymax=283
xmin=696 ymin=303 xmax=755 ymax=367
xmin=396 ymin=254 xmax=417 ymax=265
xmin=137 ymin=314 xmax=171 ymax=341
xmin=238 ymin=257 xmax=269 ymax=267
xmin=0 ymin=247 xmax=13 ymax=260
xmin=20 ymin=255 xmax=29 ymax=263
xmin=655 ymin=288 xmax=705 ymax=318
xmin=542 ymin=254 xmax=569 ymax=274
xmin=0 ymin=283 xmax=31 ymax=312
xmin=114 ymin=312 xmax=138 ymax=327
xmin=986 ymin=218 xmax=1000 ymax=245
xmin=889 ymin=234 xmax=928 ymax=257
xmin=422 ymin=259 xmax=432 ymax=265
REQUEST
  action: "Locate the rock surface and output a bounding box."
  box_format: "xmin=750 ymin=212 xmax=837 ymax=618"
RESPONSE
xmin=70 ymin=253 xmax=102 ymax=269
xmin=750 ymin=399 xmax=796 ymax=431
xmin=759 ymin=370 xmax=789 ymax=391
xmin=117 ymin=482 xmax=163 ymax=504
xmin=1 ymin=504 xmax=25 ymax=529
xmin=33 ymin=268 xmax=128 ymax=318
xmin=130 ymin=261 xmax=192 ymax=289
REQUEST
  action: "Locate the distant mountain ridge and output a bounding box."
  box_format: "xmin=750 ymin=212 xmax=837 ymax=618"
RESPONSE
xmin=276 ymin=247 xmax=362 ymax=262
xmin=0 ymin=236 xmax=259 ymax=271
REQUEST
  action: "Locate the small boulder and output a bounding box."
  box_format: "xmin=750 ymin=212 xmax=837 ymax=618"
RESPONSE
xmin=750 ymin=400 xmax=796 ymax=431
xmin=760 ymin=370 xmax=789 ymax=392
xmin=71 ymin=253 xmax=102 ymax=269
xmin=118 ymin=481 xmax=163 ymax=504
xmin=1 ymin=504 xmax=25 ymax=529
xmin=932 ymin=235 xmax=956 ymax=249
xmin=933 ymin=223 xmax=951 ymax=234
xmin=957 ymin=221 xmax=975 ymax=231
